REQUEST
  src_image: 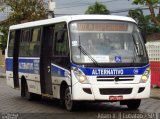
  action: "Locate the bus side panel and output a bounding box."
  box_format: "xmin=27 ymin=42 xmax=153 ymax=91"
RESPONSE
xmin=51 ymin=64 xmax=71 ymax=99
xmin=5 ymin=30 xmax=15 ymax=88
xmin=6 ymin=58 xmax=15 ymax=88
xmin=6 ymin=30 xmax=20 ymax=89
xmin=18 ymin=58 xmax=41 ymax=94
xmin=6 ymin=71 xmax=14 ymax=88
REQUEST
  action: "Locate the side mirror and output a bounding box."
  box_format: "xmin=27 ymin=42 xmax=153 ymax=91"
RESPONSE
xmin=56 ymin=30 xmax=65 ymax=43
xmin=141 ymin=31 xmax=146 ymax=44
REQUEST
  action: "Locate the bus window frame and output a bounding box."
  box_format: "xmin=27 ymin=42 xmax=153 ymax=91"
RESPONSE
xmin=68 ymin=20 xmax=149 ymax=67
xmin=8 ymin=30 xmax=16 ymax=57
xmin=19 ymin=28 xmax=31 ymax=57
xmin=52 ymin=22 xmax=70 ymax=68
xmin=28 ymin=27 xmax=42 ymax=57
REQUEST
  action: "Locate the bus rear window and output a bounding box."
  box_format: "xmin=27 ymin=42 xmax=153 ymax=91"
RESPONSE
xmin=8 ymin=31 xmax=15 ymax=57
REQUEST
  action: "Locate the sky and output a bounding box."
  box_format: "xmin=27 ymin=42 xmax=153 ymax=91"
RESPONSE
xmin=54 ymin=0 xmax=141 ymax=15
xmin=0 ymin=0 xmax=157 ymax=20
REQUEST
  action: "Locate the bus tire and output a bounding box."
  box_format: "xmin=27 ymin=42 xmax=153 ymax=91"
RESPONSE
xmin=21 ymin=78 xmax=41 ymax=100
xmin=126 ymin=99 xmax=141 ymax=110
xmin=24 ymin=80 xmax=34 ymax=100
xmin=64 ymin=87 xmax=77 ymax=111
xmin=33 ymin=94 xmax=42 ymax=101
xmin=21 ymin=77 xmax=26 ymax=97
xmin=60 ymin=82 xmax=67 ymax=107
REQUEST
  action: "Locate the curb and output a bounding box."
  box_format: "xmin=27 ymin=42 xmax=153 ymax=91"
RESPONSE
xmin=0 ymin=74 xmax=6 ymax=78
xmin=0 ymin=76 xmax=5 ymax=79
xmin=150 ymin=96 xmax=160 ymax=100
xmin=150 ymin=88 xmax=160 ymax=100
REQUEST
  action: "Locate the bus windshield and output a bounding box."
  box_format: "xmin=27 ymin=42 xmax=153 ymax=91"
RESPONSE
xmin=69 ymin=21 xmax=148 ymax=67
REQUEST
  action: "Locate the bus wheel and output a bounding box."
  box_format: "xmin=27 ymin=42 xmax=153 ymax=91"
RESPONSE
xmin=24 ymin=81 xmax=33 ymax=100
xmin=126 ymin=99 xmax=141 ymax=110
xmin=21 ymin=79 xmax=41 ymax=100
xmin=21 ymin=78 xmax=26 ymax=97
xmin=64 ymin=87 xmax=76 ymax=111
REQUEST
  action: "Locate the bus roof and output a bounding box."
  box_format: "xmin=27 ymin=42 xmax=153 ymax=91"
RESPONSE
xmin=9 ymin=15 xmax=136 ymax=30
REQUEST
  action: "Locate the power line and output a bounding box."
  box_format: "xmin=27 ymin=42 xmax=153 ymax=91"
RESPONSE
xmin=57 ymin=0 xmax=83 ymax=6
xmin=55 ymin=0 xmax=123 ymax=9
xmin=55 ymin=0 xmax=160 ymax=14
xmin=111 ymin=7 xmax=148 ymax=13
xmin=111 ymin=5 xmax=160 ymax=13
xmin=54 ymin=6 xmax=152 ymax=15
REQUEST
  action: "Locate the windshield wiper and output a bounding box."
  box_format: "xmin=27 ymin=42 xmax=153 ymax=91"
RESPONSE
xmin=78 ymin=36 xmax=100 ymax=67
xmin=132 ymin=35 xmax=144 ymax=56
xmin=130 ymin=35 xmax=145 ymax=66
xmin=130 ymin=35 xmax=138 ymax=66
xmin=131 ymin=35 xmax=142 ymax=66
xmin=132 ymin=35 xmax=140 ymax=56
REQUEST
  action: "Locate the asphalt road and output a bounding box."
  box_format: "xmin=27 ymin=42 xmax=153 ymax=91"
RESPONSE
xmin=0 ymin=77 xmax=159 ymax=119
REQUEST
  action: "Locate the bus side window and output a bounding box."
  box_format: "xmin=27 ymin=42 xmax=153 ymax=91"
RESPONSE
xmin=53 ymin=23 xmax=70 ymax=68
xmin=55 ymin=31 xmax=69 ymax=55
xmin=8 ymin=31 xmax=16 ymax=57
xmin=28 ymin=28 xmax=41 ymax=57
xmin=19 ymin=29 xmax=31 ymax=57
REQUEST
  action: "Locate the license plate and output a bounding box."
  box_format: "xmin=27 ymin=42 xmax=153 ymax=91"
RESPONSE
xmin=109 ymin=96 xmax=123 ymax=101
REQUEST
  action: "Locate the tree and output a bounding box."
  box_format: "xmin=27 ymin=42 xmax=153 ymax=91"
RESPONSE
xmin=0 ymin=0 xmax=47 ymax=50
xmin=85 ymin=2 xmax=110 ymax=14
xmin=0 ymin=0 xmax=5 ymax=11
xmin=128 ymin=9 xmax=148 ymax=31
xmin=0 ymin=26 xmax=8 ymax=50
xmin=0 ymin=0 xmax=4 ymax=7
xmin=133 ymin=0 xmax=160 ymax=26
xmin=2 ymin=0 xmax=47 ymax=25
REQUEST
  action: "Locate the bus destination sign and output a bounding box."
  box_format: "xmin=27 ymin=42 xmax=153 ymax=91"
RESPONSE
xmin=77 ymin=23 xmax=128 ymax=31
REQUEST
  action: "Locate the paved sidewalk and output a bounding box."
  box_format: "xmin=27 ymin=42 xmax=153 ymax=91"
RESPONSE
xmin=0 ymin=66 xmax=5 ymax=78
xmin=150 ymin=88 xmax=160 ymax=99
xmin=0 ymin=67 xmax=160 ymax=99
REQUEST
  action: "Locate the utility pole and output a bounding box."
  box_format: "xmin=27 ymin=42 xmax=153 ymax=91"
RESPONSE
xmin=48 ymin=0 xmax=56 ymax=18
xmin=158 ymin=0 xmax=160 ymax=16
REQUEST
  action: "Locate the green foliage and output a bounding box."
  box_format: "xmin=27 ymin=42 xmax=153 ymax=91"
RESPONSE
xmin=128 ymin=9 xmax=147 ymax=29
xmin=0 ymin=26 xmax=8 ymax=50
xmin=85 ymin=2 xmax=110 ymax=14
xmin=128 ymin=9 xmax=160 ymax=35
xmin=0 ymin=0 xmax=47 ymax=50
xmin=3 ymin=0 xmax=47 ymax=24
xmin=133 ymin=0 xmax=158 ymax=5
xmin=132 ymin=0 xmax=160 ymax=26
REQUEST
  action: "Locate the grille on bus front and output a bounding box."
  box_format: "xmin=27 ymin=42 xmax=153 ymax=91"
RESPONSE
xmin=96 ymin=76 xmax=134 ymax=82
xmin=99 ymin=88 xmax=133 ymax=95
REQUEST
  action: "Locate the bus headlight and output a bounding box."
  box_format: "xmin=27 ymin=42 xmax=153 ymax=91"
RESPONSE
xmin=72 ymin=67 xmax=89 ymax=84
xmin=140 ymin=67 xmax=150 ymax=83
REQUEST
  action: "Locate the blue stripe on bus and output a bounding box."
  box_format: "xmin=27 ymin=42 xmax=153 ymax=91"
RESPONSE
xmin=6 ymin=58 xmax=68 ymax=77
xmin=6 ymin=58 xmax=13 ymax=71
xmin=6 ymin=58 xmax=40 ymax=74
xmin=6 ymin=58 xmax=149 ymax=76
xmin=51 ymin=64 xmax=66 ymax=77
xmin=71 ymin=63 xmax=149 ymax=76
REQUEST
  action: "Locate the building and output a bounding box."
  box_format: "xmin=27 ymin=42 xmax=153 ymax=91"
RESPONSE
xmin=146 ymin=40 xmax=160 ymax=87
xmin=146 ymin=41 xmax=160 ymax=61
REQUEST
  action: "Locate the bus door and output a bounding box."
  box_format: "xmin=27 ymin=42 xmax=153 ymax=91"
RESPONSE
xmin=40 ymin=26 xmax=54 ymax=95
xmin=6 ymin=30 xmax=20 ymax=88
xmin=13 ymin=30 xmax=21 ymax=88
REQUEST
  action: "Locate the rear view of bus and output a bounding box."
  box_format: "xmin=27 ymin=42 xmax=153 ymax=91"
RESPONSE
xmin=69 ymin=16 xmax=150 ymax=111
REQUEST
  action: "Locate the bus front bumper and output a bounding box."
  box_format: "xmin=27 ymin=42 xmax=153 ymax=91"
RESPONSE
xmin=72 ymin=82 xmax=150 ymax=101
